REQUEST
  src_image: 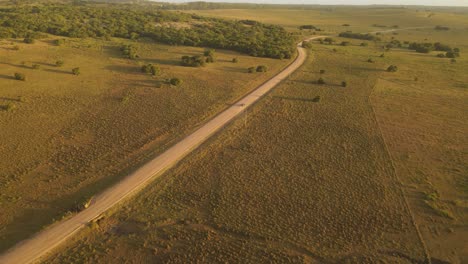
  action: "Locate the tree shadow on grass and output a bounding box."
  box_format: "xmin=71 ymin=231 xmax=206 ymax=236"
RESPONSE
xmin=139 ymin=58 xmax=181 ymax=66
xmin=273 ymin=96 xmax=320 ymax=103
xmin=43 ymin=68 xmax=72 ymax=75
xmin=0 ymin=74 xmax=14 ymax=80
xmin=32 ymin=61 xmax=56 ymax=67
xmin=0 ymin=62 xmax=29 ymax=69
xmin=105 ymin=64 xmax=139 ymax=73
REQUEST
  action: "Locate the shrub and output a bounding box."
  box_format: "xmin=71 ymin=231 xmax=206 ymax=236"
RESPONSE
xmin=247 ymin=67 xmax=256 ymax=73
xmin=53 ymin=39 xmax=65 ymax=46
xmin=324 ymin=37 xmax=334 ymax=44
xmin=299 ymin=25 xmax=317 ymax=30
xmin=181 ymin=55 xmax=206 ymax=67
xmin=380 ymin=53 xmax=385 ymax=58
xmin=56 ymin=60 xmax=64 ymax=67
xmin=204 ymin=49 xmax=215 ymax=57
xmin=320 ymin=69 xmax=325 ymax=74
xmin=317 ymin=78 xmax=325 ymax=85
xmin=302 ymin=41 xmax=313 ymax=49
xmin=14 ymin=73 xmax=26 ymax=81
xmin=170 ymin=78 xmax=182 ymax=86
xmin=32 ymin=64 xmax=40 ymax=69
xmin=141 ymin=64 xmax=160 ymax=76
xmin=338 ymin=32 xmax=377 ymax=41
xmin=72 ymin=67 xmax=80 ymax=75
xmin=450 ymin=58 xmax=457 ymax=63
xmin=340 ymin=41 xmax=350 ymax=46
xmin=434 ymin=25 xmax=450 ymax=31
xmin=341 ymin=81 xmax=347 ymax=87
xmin=23 ymin=37 xmax=34 ymax=44
xmin=367 ymin=58 xmax=374 ymax=63
xmin=256 ymin=65 xmax=268 ymax=72
xmin=5 ymin=103 xmax=16 ymax=111
xmin=436 ymin=53 xmax=446 ymax=58
xmin=342 ymin=24 xmax=350 ymax=26
xmin=360 ymin=42 xmax=368 ymax=47
xmin=446 ymin=51 xmax=459 ymax=58
xmin=312 ymin=96 xmax=321 ymax=102
xmin=121 ymin=45 xmax=138 ymax=59
xmin=205 ymin=55 xmax=214 ymax=63
xmin=232 ymin=58 xmax=238 ymax=63
xmin=387 ymin=65 xmax=398 ymax=72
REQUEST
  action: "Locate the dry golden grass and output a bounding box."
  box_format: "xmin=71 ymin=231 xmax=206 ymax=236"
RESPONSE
xmin=0 ymin=36 xmax=290 ymax=252
xmin=46 ymin=42 xmax=430 ymax=263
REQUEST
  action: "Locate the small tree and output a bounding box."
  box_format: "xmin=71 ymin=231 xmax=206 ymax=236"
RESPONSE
xmin=14 ymin=73 xmax=26 ymax=81
xmin=387 ymin=65 xmax=398 ymax=72
xmin=56 ymin=60 xmax=64 ymax=67
xmin=72 ymin=67 xmax=80 ymax=75
xmin=53 ymin=39 xmax=65 ymax=46
xmin=256 ymin=65 xmax=268 ymax=72
xmin=320 ymin=69 xmax=325 ymax=74
xmin=205 ymin=56 xmax=214 ymax=63
xmin=317 ymin=78 xmax=325 ymax=85
xmin=5 ymin=103 xmax=16 ymax=111
xmin=232 ymin=58 xmax=238 ymax=63
xmin=204 ymin=49 xmax=215 ymax=57
xmin=340 ymin=41 xmax=350 ymax=46
xmin=446 ymin=51 xmax=459 ymax=58
xmin=302 ymin=41 xmax=313 ymax=49
xmin=23 ymin=37 xmax=35 ymax=44
xmin=247 ymin=67 xmax=256 ymax=73
xmin=170 ymin=78 xmax=182 ymax=86
xmin=341 ymin=81 xmax=347 ymax=87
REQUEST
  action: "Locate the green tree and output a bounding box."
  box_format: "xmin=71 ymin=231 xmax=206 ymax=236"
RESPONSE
xmin=341 ymin=81 xmax=347 ymax=87
xmin=72 ymin=67 xmax=80 ymax=75
xmin=387 ymin=65 xmax=398 ymax=72
xmin=256 ymin=65 xmax=268 ymax=72
xmin=14 ymin=72 xmax=25 ymax=81
xmin=247 ymin=67 xmax=256 ymax=73
xmin=170 ymin=78 xmax=182 ymax=86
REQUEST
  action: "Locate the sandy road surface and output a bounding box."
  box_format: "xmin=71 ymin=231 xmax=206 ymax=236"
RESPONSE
xmin=0 ymin=36 xmax=323 ymax=264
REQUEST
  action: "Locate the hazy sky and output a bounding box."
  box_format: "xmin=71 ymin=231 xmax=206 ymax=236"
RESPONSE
xmin=163 ymin=0 xmax=468 ymax=7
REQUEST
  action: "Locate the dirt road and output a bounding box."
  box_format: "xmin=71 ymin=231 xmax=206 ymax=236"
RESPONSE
xmin=0 ymin=36 xmax=323 ymax=264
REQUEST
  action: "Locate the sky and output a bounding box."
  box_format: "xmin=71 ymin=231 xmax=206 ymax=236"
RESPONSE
xmin=162 ymin=0 xmax=468 ymax=7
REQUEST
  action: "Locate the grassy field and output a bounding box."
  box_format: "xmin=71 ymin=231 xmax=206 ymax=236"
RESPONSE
xmin=0 ymin=36 xmax=291 ymax=252
xmin=186 ymin=6 xmax=468 ymax=33
xmin=45 ymin=37 xmax=436 ymax=263
xmin=369 ymin=28 xmax=468 ymax=262
xmin=2 ymin=5 xmax=467 ymax=263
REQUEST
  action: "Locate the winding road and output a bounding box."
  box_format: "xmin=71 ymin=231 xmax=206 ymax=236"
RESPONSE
xmin=0 ymin=36 xmax=323 ymax=264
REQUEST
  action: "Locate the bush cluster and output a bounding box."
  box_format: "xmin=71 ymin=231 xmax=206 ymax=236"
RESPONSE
xmin=338 ymin=32 xmax=379 ymax=41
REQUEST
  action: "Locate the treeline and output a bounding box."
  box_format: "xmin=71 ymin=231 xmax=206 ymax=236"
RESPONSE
xmin=338 ymin=32 xmax=380 ymax=41
xmin=0 ymin=4 xmax=295 ymax=59
xmin=409 ymin=42 xmax=460 ymax=56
